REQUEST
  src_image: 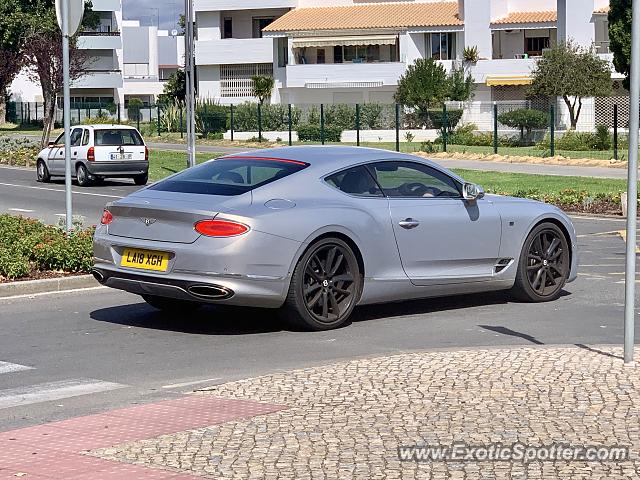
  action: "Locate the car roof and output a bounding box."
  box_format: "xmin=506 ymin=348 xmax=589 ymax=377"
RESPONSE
xmin=221 ymin=146 xmax=463 ymax=181
xmin=80 ymin=124 xmax=138 ymax=130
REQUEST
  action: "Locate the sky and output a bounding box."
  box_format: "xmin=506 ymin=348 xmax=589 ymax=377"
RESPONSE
xmin=123 ymin=0 xmax=182 ymax=31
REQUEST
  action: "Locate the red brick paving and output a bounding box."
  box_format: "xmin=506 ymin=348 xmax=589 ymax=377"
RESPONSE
xmin=0 ymin=396 xmax=285 ymax=479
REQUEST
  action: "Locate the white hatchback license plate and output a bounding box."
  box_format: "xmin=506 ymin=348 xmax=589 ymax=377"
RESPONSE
xmin=110 ymin=153 xmax=133 ymax=160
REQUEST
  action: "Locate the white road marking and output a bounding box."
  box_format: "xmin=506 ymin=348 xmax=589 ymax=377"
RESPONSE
xmin=0 ymin=182 xmax=123 ymax=199
xmin=0 ymin=362 xmax=34 ymax=374
xmin=8 ymin=208 xmax=34 ymax=213
xmin=0 ymin=379 xmax=125 ymax=410
xmin=0 ymin=286 xmax=107 ymax=302
xmin=161 ymin=377 xmax=222 ymax=389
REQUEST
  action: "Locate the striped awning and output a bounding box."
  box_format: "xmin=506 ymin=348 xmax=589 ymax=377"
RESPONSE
xmin=486 ymin=76 xmax=532 ymax=86
xmin=292 ymin=35 xmax=398 ymax=49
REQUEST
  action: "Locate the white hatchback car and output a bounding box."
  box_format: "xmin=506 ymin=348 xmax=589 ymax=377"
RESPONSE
xmin=36 ymin=125 xmax=149 ymax=187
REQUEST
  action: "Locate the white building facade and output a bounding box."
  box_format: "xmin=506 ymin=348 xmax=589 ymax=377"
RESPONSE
xmin=194 ymin=0 xmax=617 ymax=129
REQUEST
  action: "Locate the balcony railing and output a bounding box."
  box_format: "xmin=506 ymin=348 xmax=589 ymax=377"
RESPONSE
xmin=79 ymin=31 xmax=120 ymax=36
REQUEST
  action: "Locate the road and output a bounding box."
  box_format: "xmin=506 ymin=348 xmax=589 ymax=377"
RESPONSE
xmin=0 ymin=215 xmax=638 ymax=431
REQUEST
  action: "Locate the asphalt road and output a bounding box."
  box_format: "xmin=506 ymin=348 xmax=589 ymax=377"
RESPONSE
xmin=0 ymin=215 xmax=638 ymax=431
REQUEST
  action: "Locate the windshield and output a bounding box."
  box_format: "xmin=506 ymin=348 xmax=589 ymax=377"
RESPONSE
xmin=149 ymin=156 xmax=309 ymax=196
xmin=94 ymin=129 xmax=144 ymax=146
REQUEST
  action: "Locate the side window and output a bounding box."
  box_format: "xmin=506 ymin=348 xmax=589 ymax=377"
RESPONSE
xmin=325 ymin=166 xmax=383 ymax=197
xmin=368 ymin=161 xmax=461 ymax=198
xmin=70 ymin=128 xmax=83 ymax=147
xmin=81 ymin=129 xmax=90 ymax=146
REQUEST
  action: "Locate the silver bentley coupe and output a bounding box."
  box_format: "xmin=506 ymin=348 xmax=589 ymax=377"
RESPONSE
xmin=93 ymin=146 xmax=578 ymax=330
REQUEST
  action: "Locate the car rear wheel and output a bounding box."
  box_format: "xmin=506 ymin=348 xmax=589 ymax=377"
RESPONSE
xmin=76 ymin=164 xmax=91 ymax=187
xmin=142 ymin=295 xmax=201 ymax=313
xmin=133 ymin=172 xmax=148 ymax=186
xmin=282 ymin=237 xmax=362 ymax=331
xmin=36 ymin=160 xmax=50 ymax=183
xmin=511 ymin=222 xmax=570 ymax=302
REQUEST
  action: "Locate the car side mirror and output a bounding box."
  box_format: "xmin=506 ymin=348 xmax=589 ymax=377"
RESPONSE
xmin=463 ymin=183 xmax=485 ymax=202
xmin=48 ymin=141 xmax=55 ymax=147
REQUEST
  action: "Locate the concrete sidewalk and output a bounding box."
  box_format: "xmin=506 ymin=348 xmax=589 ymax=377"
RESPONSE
xmin=2 ymin=345 xmax=639 ymax=479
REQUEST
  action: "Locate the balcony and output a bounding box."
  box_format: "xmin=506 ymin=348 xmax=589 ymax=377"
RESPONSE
xmin=285 ymin=62 xmax=406 ymax=89
xmin=194 ymin=0 xmax=295 ymax=12
xmin=195 ymin=38 xmax=274 ymax=65
xmin=467 ymin=59 xmax=537 ymax=85
xmin=90 ymin=0 xmax=120 ymax=12
xmin=72 ymin=70 xmax=123 ymax=89
xmin=77 ymin=32 xmax=122 ymax=50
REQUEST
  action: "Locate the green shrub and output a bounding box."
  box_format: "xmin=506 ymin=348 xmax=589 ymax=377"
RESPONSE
xmin=195 ymin=99 xmax=228 ymax=138
xmin=537 ymin=130 xmax=614 ymax=152
xmin=360 ymin=103 xmax=385 ymax=129
xmin=232 ymin=103 xmax=300 ymax=132
xmin=592 ymin=124 xmax=612 ymax=150
xmin=498 ymin=109 xmax=548 ymax=145
xmin=415 ymin=109 xmax=463 ymax=132
xmin=0 ymin=136 xmax=40 ymax=167
xmin=297 ymin=124 xmax=342 ymax=142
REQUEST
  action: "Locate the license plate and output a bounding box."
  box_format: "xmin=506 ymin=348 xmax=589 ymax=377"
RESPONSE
xmin=121 ymin=248 xmax=170 ymax=272
xmin=110 ymin=153 xmax=133 ymax=160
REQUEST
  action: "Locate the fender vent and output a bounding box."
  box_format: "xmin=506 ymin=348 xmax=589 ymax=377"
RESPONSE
xmin=494 ymin=258 xmax=513 ymax=274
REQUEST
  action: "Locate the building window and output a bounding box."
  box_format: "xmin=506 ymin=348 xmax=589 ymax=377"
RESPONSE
xmin=223 ymin=17 xmax=232 ymax=39
xmin=428 ymin=33 xmax=456 ymax=60
xmin=525 ymin=36 xmax=550 ymax=56
xmin=330 ymin=44 xmax=390 ymax=64
xmin=252 ymin=17 xmax=275 ymax=38
xmin=220 ymin=64 xmax=273 ymax=97
xmin=277 ymin=37 xmax=288 ymax=68
xmin=316 ymin=48 xmax=326 ymax=64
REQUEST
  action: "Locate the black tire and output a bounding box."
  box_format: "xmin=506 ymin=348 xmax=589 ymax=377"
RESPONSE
xmin=511 ymin=222 xmax=570 ymax=302
xmin=133 ymin=172 xmax=148 ymax=186
xmin=142 ymin=295 xmax=201 ymax=313
xmin=281 ymin=237 xmax=362 ymax=331
xmin=76 ymin=164 xmax=92 ymax=187
xmin=36 ymin=160 xmax=51 ymax=183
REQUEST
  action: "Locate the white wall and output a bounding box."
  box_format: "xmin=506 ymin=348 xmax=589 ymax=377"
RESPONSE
xmin=197 ymin=65 xmax=221 ymax=99
xmin=557 ymin=0 xmax=595 ymax=47
xmin=506 ymin=0 xmax=556 ymax=12
xmin=197 ymin=11 xmax=222 ymax=40
xmin=462 ymin=0 xmax=492 ymax=59
xmin=9 ymin=70 xmax=43 ymax=102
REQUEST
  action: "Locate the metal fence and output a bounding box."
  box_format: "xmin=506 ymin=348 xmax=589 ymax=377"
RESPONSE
xmin=5 ymin=100 xmax=628 ymax=160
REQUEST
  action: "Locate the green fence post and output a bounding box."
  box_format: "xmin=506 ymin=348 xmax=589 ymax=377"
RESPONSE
xmin=288 ymin=104 xmax=293 ymax=146
xmin=493 ymin=101 xmax=498 ymax=154
xmin=137 ymin=109 xmax=140 ymax=131
xmin=117 ymin=103 xmax=121 ymax=124
xmin=157 ymin=105 xmax=161 ymax=135
xmin=180 ymin=106 xmax=184 ymax=139
xmin=258 ymin=103 xmax=263 ymax=142
xmin=230 ymin=104 xmax=234 ymax=142
xmin=549 ymin=103 xmax=555 ymax=157
xmin=614 ymin=103 xmax=619 ymax=161
xmin=320 ymin=103 xmax=325 ymax=145
xmin=442 ymin=104 xmax=448 ymax=153
xmin=355 ymin=104 xmax=361 ymax=147
xmin=395 ymin=103 xmax=400 ymax=152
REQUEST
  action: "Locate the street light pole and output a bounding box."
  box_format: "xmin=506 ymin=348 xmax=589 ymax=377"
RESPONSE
xmin=61 ymin=0 xmax=73 ymax=232
xmin=184 ymin=0 xmax=196 ymax=168
xmin=624 ymin=0 xmax=640 ymax=364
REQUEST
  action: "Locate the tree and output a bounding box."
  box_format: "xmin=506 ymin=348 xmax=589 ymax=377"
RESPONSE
xmin=251 ymin=75 xmax=274 ymax=104
xmin=608 ymin=0 xmax=632 ymax=90
xmin=161 ymin=69 xmax=186 ymax=103
xmin=395 ymin=58 xmax=449 ymax=114
xmin=498 ymin=109 xmax=548 ymax=145
xmin=0 ymin=0 xmax=28 ymax=123
xmin=529 ymin=41 xmax=612 ymax=129
xmin=20 ymin=0 xmax=97 ymax=146
xmin=447 ymin=66 xmax=475 ymax=102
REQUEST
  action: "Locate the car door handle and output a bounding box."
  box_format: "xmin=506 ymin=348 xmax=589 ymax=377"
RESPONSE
xmin=399 ymin=218 xmax=420 ymax=230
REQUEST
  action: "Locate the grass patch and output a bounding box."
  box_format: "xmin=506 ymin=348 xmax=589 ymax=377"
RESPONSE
xmin=148 ymin=150 xmax=218 ymax=181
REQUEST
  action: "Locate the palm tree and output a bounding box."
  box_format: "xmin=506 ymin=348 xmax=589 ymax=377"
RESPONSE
xmin=251 ymin=75 xmax=275 ymax=105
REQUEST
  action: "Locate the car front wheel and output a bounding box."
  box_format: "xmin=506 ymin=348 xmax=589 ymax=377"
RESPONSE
xmin=282 ymin=237 xmax=362 ymax=331
xmin=511 ymin=222 xmax=570 ymax=302
xmin=36 ymin=160 xmax=51 ymax=183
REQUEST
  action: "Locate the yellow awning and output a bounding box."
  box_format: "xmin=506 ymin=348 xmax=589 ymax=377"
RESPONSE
xmin=292 ymin=35 xmax=398 ymax=49
xmin=486 ymin=76 xmax=532 ymax=86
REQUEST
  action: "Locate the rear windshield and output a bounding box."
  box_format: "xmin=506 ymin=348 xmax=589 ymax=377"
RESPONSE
xmin=94 ymin=129 xmax=144 ymax=146
xmin=149 ymin=157 xmax=308 ymax=196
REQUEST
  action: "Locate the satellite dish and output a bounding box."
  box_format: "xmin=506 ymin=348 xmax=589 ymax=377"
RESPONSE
xmin=171 ymin=29 xmax=178 ymax=36
xmin=55 ymin=0 xmax=85 ymax=36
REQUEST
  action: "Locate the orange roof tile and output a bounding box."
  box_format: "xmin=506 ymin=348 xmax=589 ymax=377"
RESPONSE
xmin=594 ymin=6 xmax=609 ymax=14
xmin=263 ymin=2 xmax=462 ymax=33
xmin=492 ymin=10 xmax=557 ymax=26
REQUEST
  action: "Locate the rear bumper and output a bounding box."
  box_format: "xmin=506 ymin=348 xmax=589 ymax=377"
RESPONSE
xmin=86 ymin=161 xmax=148 ymax=177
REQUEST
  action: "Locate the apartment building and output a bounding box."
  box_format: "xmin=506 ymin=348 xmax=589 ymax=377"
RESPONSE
xmin=122 ymin=21 xmax=185 ymax=107
xmin=194 ymin=0 xmax=617 ymax=128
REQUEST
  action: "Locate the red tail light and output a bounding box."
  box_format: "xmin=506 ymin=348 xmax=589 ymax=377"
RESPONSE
xmin=87 ymin=146 xmax=95 ymax=162
xmin=194 ymin=219 xmax=249 ymax=237
xmin=145 ymin=146 xmax=149 ymax=161
xmin=100 ymin=209 xmax=113 ymax=225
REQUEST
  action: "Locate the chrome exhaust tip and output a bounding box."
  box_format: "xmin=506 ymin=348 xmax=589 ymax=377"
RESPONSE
xmin=187 ymin=285 xmax=233 ymax=300
xmin=91 ymin=269 xmax=105 ymax=284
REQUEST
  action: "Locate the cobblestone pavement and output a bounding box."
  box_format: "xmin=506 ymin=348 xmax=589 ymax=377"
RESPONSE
xmin=91 ymin=346 xmax=640 ymax=479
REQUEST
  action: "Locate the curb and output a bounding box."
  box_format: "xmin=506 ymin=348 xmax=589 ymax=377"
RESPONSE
xmin=0 ymin=274 xmax=99 ymax=298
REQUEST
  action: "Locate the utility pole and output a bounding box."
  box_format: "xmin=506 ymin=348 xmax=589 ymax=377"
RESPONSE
xmin=624 ymin=0 xmax=640 ymax=364
xmin=184 ymin=0 xmax=196 ymax=168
